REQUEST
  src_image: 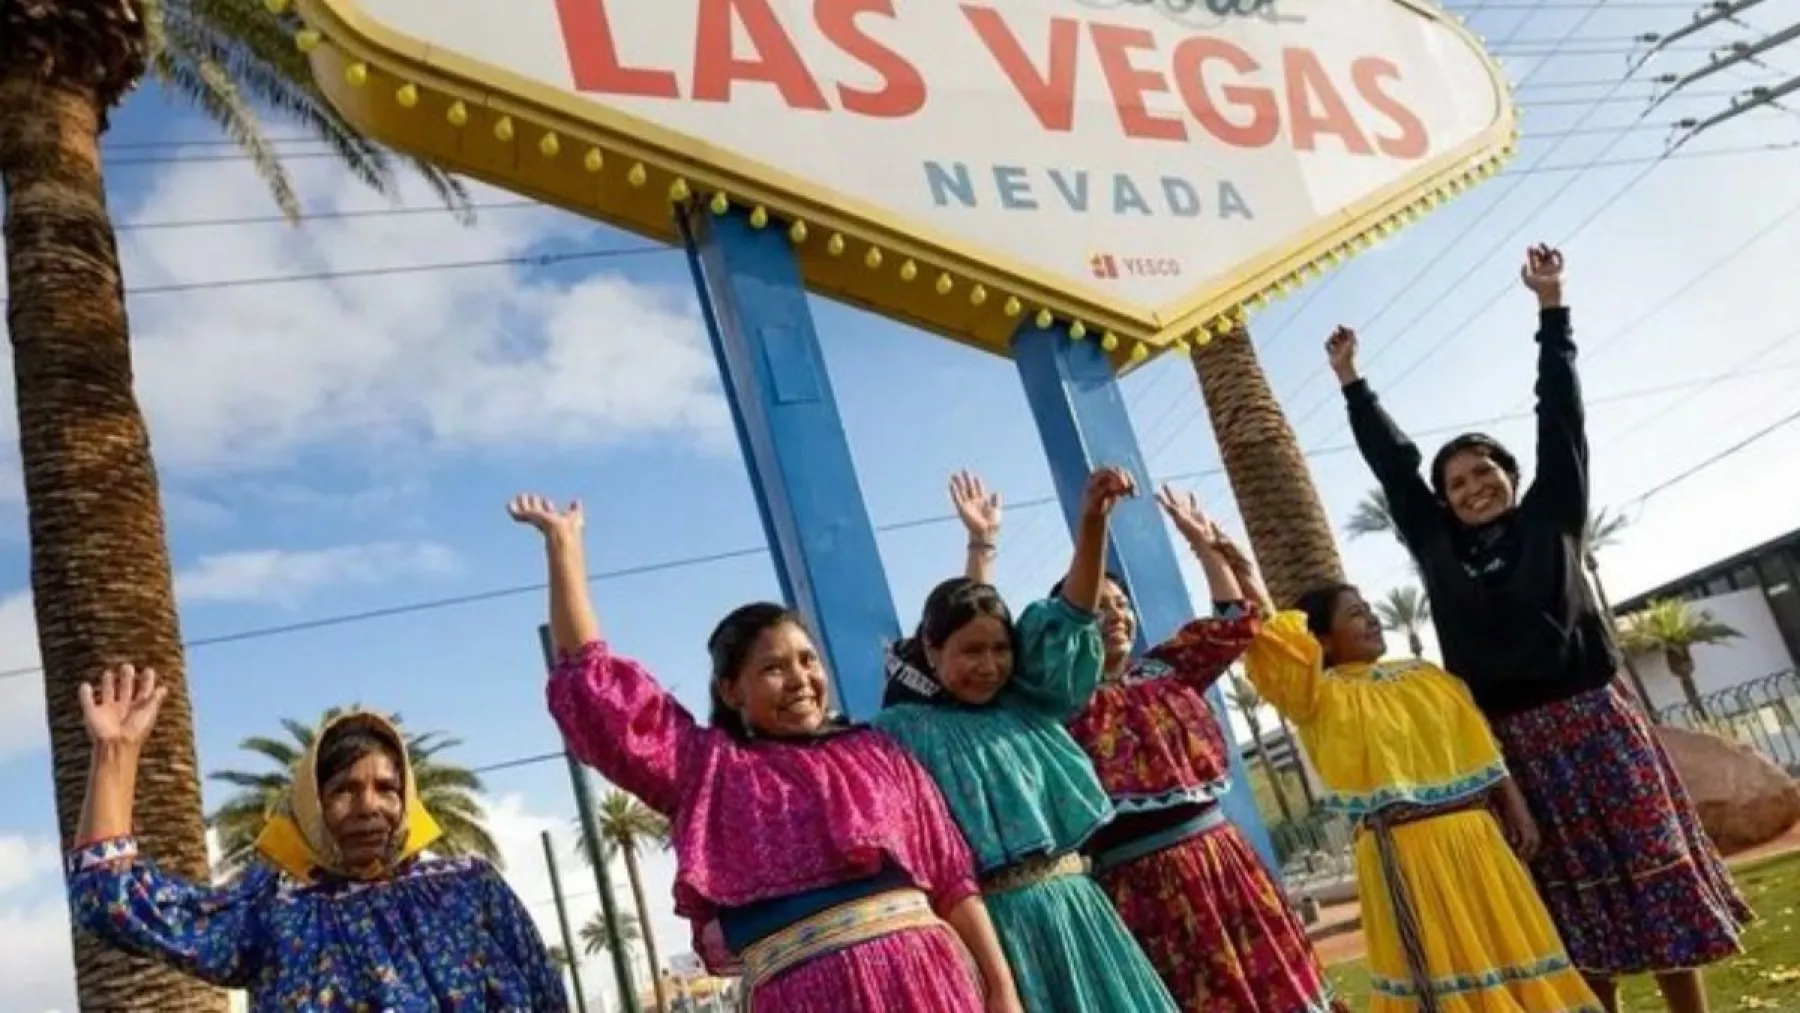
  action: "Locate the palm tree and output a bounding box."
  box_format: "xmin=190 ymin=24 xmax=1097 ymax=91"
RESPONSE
xmin=1189 ymin=329 xmax=1346 ymax=607
xmin=1345 ymin=488 xmax=1396 ymax=541
xmin=1373 ymin=586 xmax=1431 ymax=658
xmin=206 ymin=707 xmax=498 ymax=876
xmin=581 ymin=909 xmax=643 ymax=959
xmin=1615 ymin=599 xmax=1742 ymax=719
xmin=1226 ymin=674 xmax=1297 ymax=824
xmin=547 ymin=944 xmax=572 ymax=970
xmin=3 ymin=4 xmax=462 ymax=1007
xmin=577 ymin=791 xmax=673 ymax=1013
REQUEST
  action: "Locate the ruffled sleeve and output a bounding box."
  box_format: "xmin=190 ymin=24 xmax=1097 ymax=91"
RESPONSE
xmin=1243 ymin=611 xmax=1326 ymax=723
xmin=473 ymin=860 xmax=570 ymax=1011
xmin=1142 ymin=608 xmax=1259 ymax=692
xmin=546 ymin=640 xmax=701 ymax=817
xmin=1008 ymin=596 xmax=1105 ymax=720
xmin=66 ymin=836 xmax=268 ymax=987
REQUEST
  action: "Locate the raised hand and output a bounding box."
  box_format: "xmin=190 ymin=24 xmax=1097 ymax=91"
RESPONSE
xmin=1154 ymin=484 xmax=1221 ymax=552
xmin=1214 ymin=529 xmax=1276 ymax=616
xmin=1081 ymin=466 xmax=1136 ymax=520
xmin=1325 ymin=326 xmax=1359 ymax=384
xmin=507 ymin=493 xmax=584 ymax=542
xmin=1519 ymin=244 xmax=1564 ymax=307
xmin=79 ymin=664 xmax=168 ymax=750
xmin=949 ymin=470 xmax=1003 ymax=542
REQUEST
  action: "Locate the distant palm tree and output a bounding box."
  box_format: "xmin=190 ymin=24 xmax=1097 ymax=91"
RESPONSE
xmin=581 ymin=909 xmax=643 ymax=958
xmin=206 ymin=707 xmax=498 ymax=875
xmin=1345 ymin=488 xmax=1397 ymax=541
xmin=547 ymin=944 xmax=572 ymax=970
xmin=1226 ymin=674 xmax=1296 ymax=824
xmin=577 ymin=791 xmax=672 ymax=1013
xmin=1373 ymin=587 xmax=1432 ymax=658
xmin=1616 ymin=599 xmax=1742 ymax=719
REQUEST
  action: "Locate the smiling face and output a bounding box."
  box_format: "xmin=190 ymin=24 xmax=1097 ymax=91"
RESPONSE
xmin=320 ymin=746 xmax=405 ymax=870
xmin=1322 ymin=588 xmax=1387 ymax=666
xmin=928 ymin=614 xmax=1014 ymax=706
xmin=1442 ymin=448 xmax=1516 ymax=526
xmin=719 ymin=620 xmax=831 ymax=736
xmin=1097 ymin=578 xmax=1137 ymax=673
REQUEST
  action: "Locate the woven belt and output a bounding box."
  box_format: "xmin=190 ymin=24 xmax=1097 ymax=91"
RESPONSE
xmin=738 ymin=888 xmax=939 ymax=994
xmin=1359 ymin=794 xmax=1494 ymax=1013
xmin=981 ymin=852 xmax=1089 ymax=895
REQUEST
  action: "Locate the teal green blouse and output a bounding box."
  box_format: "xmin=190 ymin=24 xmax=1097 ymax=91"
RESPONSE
xmin=874 ymin=597 xmax=1112 ymax=874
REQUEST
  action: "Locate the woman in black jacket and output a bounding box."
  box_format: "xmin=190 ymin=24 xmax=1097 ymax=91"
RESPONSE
xmin=1328 ymin=245 xmax=1748 ymax=1013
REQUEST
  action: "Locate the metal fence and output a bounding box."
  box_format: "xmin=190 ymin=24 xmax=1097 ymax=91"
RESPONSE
xmin=1652 ymin=669 xmax=1800 ymax=775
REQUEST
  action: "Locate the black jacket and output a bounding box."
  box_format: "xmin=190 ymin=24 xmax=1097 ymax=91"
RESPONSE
xmin=1342 ymin=307 xmax=1621 ymax=719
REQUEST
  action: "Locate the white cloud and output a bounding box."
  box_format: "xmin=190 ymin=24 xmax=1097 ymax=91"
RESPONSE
xmin=0 ymin=832 xmax=74 ymax=1013
xmin=0 ymin=539 xmax=461 ymax=760
xmin=483 ymin=792 xmax=691 ymax=1013
xmin=175 ymin=541 xmax=458 ymax=608
xmin=0 ymin=148 xmax=730 ymax=501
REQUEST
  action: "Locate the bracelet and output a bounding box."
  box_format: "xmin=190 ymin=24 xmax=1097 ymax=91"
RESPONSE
xmin=967 ymin=539 xmax=996 ymax=552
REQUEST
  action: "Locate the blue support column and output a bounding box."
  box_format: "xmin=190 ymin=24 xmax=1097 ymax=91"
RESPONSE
xmin=1012 ymin=321 xmax=1278 ymax=873
xmin=679 ymin=206 xmax=899 ymax=720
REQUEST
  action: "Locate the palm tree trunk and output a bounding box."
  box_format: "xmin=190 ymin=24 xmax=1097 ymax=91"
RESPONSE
xmin=1190 ymin=327 xmax=1345 ymax=607
xmin=1244 ymin=714 xmax=1297 ymax=823
xmin=1275 ymin=716 xmax=1318 ymax=807
xmin=621 ymin=844 xmax=670 ymax=1013
xmin=1408 ymin=630 xmax=1424 ymax=658
xmin=0 ymin=70 xmax=225 ymax=1012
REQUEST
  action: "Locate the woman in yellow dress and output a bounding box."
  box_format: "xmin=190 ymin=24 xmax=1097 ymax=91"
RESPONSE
xmin=1195 ymin=518 xmax=1599 ymax=1013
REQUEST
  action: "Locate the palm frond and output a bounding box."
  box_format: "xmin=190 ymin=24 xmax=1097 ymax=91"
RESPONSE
xmin=1344 ymin=489 xmax=1396 ymax=540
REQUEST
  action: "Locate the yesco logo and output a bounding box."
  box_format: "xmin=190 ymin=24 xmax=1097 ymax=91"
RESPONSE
xmin=1090 ymin=253 xmax=1183 ymax=279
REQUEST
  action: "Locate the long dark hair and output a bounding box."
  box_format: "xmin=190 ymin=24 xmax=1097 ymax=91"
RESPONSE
xmin=706 ymin=601 xmax=802 ymax=740
xmin=883 ymin=577 xmax=1016 ymax=707
xmin=1293 ymin=583 xmax=1358 ymax=667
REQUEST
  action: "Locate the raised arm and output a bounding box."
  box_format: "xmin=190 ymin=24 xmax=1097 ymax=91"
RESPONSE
xmin=68 ymin=666 xmax=265 ymax=985
xmin=1133 ymin=486 xmax=1259 ymax=691
xmin=1329 ymin=327 xmax=1440 ymax=546
xmin=950 ymin=470 xmax=1002 ymax=586
xmin=1518 ymin=245 xmax=1587 ymax=534
xmin=512 ymin=494 xmax=698 ymax=816
xmin=1058 ymin=466 xmax=1134 ymax=613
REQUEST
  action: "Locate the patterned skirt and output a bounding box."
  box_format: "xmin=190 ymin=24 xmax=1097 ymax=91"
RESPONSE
xmin=1096 ymin=811 xmax=1338 ymax=1013
xmin=749 ymin=923 xmax=985 ymax=1013
xmin=984 ymin=857 xmax=1179 ymax=1012
xmin=1489 ymin=683 xmax=1753 ymax=976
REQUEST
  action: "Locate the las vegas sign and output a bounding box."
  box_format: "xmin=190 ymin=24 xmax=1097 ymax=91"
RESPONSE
xmin=287 ymin=0 xmax=1515 ymax=369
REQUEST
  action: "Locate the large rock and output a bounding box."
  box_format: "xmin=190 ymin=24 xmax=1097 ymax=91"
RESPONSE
xmin=1656 ymin=725 xmax=1800 ymax=855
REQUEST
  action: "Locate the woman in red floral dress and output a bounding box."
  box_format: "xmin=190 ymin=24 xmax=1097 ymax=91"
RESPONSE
xmin=950 ymin=472 xmax=1338 ymax=1013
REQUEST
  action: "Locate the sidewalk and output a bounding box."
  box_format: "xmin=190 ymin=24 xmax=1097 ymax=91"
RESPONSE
xmin=1307 ymin=819 xmax=1800 ymax=965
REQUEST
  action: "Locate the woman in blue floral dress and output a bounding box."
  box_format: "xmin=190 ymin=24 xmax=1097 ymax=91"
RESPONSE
xmin=874 ymin=466 xmax=1177 ymax=1013
xmin=65 ymin=664 xmax=565 ymax=1012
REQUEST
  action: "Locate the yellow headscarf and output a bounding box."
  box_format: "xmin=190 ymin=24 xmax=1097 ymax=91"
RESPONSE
xmin=253 ymin=710 xmax=442 ymax=881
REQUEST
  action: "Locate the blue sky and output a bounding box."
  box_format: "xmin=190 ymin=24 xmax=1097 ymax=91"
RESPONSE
xmin=3 ymin=1 xmax=1800 ymax=1008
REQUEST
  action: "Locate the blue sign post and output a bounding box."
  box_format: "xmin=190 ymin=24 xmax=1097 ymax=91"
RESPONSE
xmin=1013 ymin=319 xmax=1278 ymax=873
xmin=678 ymin=205 xmax=901 ymax=720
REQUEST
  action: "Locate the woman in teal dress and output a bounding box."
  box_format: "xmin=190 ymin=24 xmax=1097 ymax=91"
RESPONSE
xmin=874 ymin=466 xmax=1178 ymax=1013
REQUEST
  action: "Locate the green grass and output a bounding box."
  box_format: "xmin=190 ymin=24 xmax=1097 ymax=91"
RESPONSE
xmin=1325 ymin=850 xmax=1800 ymax=1011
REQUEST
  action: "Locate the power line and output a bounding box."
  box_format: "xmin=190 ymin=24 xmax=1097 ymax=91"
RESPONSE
xmin=4 ymin=359 xmax=1794 ymax=686
xmin=1622 ymin=402 xmax=1800 ymax=506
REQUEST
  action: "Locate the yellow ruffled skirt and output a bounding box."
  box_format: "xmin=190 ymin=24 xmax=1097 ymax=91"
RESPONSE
xmin=1357 ymin=810 xmax=1601 ymax=1013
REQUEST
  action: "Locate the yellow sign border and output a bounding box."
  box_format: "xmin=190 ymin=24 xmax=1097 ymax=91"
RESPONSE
xmin=291 ymin=0 xmax=1516 ymax=372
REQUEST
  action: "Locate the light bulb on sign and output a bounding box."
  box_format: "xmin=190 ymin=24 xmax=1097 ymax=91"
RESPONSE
xmin=1035 ymin=309 xmax=1053 ymax=329
xmin=395 ymin=83 xmax=418 ymax=108
xmin=1100 ymin=331 xmax=1118 ymax=352
xmin=1069 ymin=322 xmax=1086 ymax=340
xmin=899 ymin=259 xmax=917 ymax=281
xmin=826 ymin=234 xmax=845 ymax=256
xmin=1129 ymin=343 xmax=1147 ymax=362
xmin=788 ymin=220 xmax=808 ymax=243
xmin=295 ymin=29 xmax=321 ymax=53
xmin=446 ymin=101 xmax=468 ymax=127
xmin=934 ymin=273 xmax=953 ymax=295
xmin=864 ymin=247 xmax=883 ymax=269
xmin=493 ymin=116 xmax=514 ymax=142
xmin=748 ymin=205 xmax=768 ymax=228
xmin=709 ymin=192 xmax=730 ymax=214
xmin=969 ymin=285 xmax=987 ymax=306
xmin=539 ymin=133 xmax=560 ymax=157
xmin=584 ymin=149 xmax=604 ymax=173
xmin=345 ymin=63 xmax=368 ymax=87
xmin=669 ymin=178 xmax=691 ymax=202
xmin=627 ymin=163 xmax=648 ymax=188
xmin=1002 ymin=297 xmax=1021 ymax=318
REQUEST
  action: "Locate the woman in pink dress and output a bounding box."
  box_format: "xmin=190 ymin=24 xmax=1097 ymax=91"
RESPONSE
xmin=510 ymin=494 xmax=1021 ymax=1013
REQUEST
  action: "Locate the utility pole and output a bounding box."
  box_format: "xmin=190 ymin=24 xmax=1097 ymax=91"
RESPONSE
xmin=539 ymin=625 xmax=640 ymax=1011
xmin=1633 ymin=2 xmax=1800 ymax=148
xmin=542 ymin=830 xmax=590 ymax=1013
